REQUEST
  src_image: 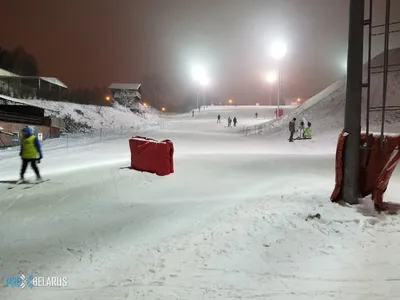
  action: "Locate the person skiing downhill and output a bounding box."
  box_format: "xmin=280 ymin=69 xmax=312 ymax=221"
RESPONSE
xmin=233 ymin=117 xmax=237 ymax=127
xmin=255 ymin=112 xmax=258 ymax=118
xmin=192 ymin=110 xmax=194 ymax=117
xmin=19 ymin=126 xmax=43 ymax=182
xmin=228 ymin=117 xmax=232 ymax=127
xmin=288 ymin=118 xmax=296 ymax=142
xmin=217 ymin=114 xmax=221 ymax=123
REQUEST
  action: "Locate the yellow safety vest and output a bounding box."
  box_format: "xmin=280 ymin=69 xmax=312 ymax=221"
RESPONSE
xmin=21 ymin=135 xmax=38 ymax=159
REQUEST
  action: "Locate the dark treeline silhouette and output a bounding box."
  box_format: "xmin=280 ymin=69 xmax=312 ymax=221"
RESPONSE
xmin=0 ymin=46 xmax=111 ymax=106
xmin=0 ymin=46 xmax=39 ymax=76
xmin=68 ymin=86 xmax=111 ymax=106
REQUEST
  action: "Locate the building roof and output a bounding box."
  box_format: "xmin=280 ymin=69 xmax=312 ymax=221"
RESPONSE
xmin=109 ymin=83 xmax=141 ymax=90
xmin=0 ymin=69 xmax=68 ymax=89
xmin=40 ymin=77 xmax=68 ymax=89
xmin=0 ymin=94 xmax=59 ymax=113
xmin=0 ymin=68 xmax=18 ymax=77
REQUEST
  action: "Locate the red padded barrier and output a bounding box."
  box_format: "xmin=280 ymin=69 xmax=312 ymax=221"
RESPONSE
xmin=330 ymin=132 xmax=400 ymax=209
xmin=129 ymin=136 xmax=174 ymax=176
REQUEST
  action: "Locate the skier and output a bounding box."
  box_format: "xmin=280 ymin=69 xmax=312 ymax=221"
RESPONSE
xmin=217 ymin=114 xmax=221 ymax=123
xmin=288 ymin=118 xmax=296 ymax=142
xmin=298 ymin=121 xmax=305 ymax=139
xmin=19 ymin=126 xmax=43 ymax=182
xmin=304 ymin=121 xmax=312 ymax=139
xmin=228 ymin=117 xmax=232 ymax=127
xmin=233 ymin=117 xmax=237 ymax=127
xmin=192 ymin=110 xmax=194 ymax=117
xmin=255 ymin=112 xmax=258 ymax=118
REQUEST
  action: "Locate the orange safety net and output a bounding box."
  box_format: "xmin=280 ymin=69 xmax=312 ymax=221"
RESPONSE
xmin=331 ymin=132 xmax=400 ymax=208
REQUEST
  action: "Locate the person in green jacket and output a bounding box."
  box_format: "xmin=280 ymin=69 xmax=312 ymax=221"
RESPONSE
xmin=304 ymin=121 xmax=312 ymax=139
xmin=19 ymin=126 xmax=43 ymax=182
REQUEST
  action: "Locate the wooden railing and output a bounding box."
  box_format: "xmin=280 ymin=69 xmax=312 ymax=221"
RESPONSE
xmin=0 ymin=110 xmax=47 ymax=125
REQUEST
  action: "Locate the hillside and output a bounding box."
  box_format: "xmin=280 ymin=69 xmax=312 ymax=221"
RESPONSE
xmin=23 ymin=98 xmax=160 ymax=132
xmin=256 ymin=48 xmax=400 ymax=137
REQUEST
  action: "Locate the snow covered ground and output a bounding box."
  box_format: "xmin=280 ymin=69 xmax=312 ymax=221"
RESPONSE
xmin=1 ymin=105 xmax=400 ymax=300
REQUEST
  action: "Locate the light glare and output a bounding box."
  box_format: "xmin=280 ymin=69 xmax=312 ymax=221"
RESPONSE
xmin=192 ymin=66 xmax=206 ymax=82
xmin=266 ymin=71 xmax=278 ymax=83
xmin=270 ymin=41 xmax=287 ymax=59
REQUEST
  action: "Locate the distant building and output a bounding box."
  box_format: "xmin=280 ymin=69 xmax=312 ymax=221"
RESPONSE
xmin=0 ymin=68 xmax=68 ymax=147
xmin=0 ymin=67 xmax=68 ymax=101
xmin=0 ymin=95 xmax=65 ymax=148
xmin=108 ymin=83 xmax=142 ymax=111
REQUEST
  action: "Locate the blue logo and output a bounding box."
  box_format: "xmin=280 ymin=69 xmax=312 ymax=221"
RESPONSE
xmin=5 ymin=274 xmax=34 ymax=289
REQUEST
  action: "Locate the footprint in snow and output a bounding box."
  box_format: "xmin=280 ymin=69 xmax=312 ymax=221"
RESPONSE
xmin=67 ymin=248 xmax=84 ymax=261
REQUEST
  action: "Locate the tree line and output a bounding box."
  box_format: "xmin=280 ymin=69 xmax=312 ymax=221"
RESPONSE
xmin=0 ymin=46 xmax=39 ymax=76
xmin=0 ymin=46 xmax=110 ymax=106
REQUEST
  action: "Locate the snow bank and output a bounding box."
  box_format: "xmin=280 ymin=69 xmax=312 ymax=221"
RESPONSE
xmin=26 ymin=99 xmax=160 ymax=130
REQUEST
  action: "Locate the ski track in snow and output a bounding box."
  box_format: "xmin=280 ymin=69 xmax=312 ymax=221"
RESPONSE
xmin=0 ymin=106 xmax=400 ymax=300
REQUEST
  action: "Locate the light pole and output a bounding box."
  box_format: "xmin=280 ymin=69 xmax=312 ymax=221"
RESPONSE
xmin=270 ymin=41 xmax=287 ymax=112
xmin=266 ymin=71 xmax=278 ymax=106
xmin=192 ymin=66 xmax=210 ymax=110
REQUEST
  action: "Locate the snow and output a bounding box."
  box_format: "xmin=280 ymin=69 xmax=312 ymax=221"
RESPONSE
xmin=0 ymin=68 xmax=18 ymax=77
xmin=109 ymin=83 xmax=141 ymax=90
xmin=39 ymin=77 xmax=68 ymax=88
xmin=31 ymin=99 xmax=160 ymax=130
xmin=0 ymin=94 xmax=160 ymax=130
xmin=252 ymin=48 xmax=400 ymax=137
xmin=0 ymin=104 xmax=400 ymax=300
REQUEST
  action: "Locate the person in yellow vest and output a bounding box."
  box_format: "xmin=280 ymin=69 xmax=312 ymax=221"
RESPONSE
xmin=19 ymin=126 xmax=43 ymax=182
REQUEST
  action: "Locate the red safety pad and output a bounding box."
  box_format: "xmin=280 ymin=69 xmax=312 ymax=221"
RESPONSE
xmin=129 ymin=136 xmax=174 ymax=176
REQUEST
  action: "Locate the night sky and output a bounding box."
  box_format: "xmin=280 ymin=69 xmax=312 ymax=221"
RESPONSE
xmin=1 ymin=0 xmax=400 ymax=105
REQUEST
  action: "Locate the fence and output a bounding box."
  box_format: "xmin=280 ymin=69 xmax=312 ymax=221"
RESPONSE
xmin=0 ymin=122 xmax=165 ymax=161
xmin=242 ymin=122 xmax=273 ymax=136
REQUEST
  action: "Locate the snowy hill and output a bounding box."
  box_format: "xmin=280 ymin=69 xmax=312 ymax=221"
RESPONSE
xmin=5 ymin=97 xmax=160 ymax=132
xmin=256 ymin=48 xmax=400 ymax=137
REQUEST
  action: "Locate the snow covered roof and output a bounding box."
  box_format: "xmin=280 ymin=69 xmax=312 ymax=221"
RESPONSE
xmin=0 ymin=68 xmax=18 ymax=77
xmin=109 ymin=83 xmax=141 ymax=91
xmin=0 ymin=94 xmax=59 ymax=113
xmin=40 ymin=77 xmax=68 ymax=89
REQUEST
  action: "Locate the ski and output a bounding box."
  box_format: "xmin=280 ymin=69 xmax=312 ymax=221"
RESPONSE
xmin=22 ymin=179 xmax=50 ymax=189
xmin=6 ymin=179 xmax=49 ymax=190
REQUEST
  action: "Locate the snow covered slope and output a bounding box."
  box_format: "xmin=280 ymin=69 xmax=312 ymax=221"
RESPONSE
xmin=0 ymin=108 xmax=399 ymax=300
xmin=257 ymin=48 xmax=400 ymax=137
xmin=2 ymin=97 xmax=160 ymax=131
xmin=162 ymin=105 xmax=296 ymax=135
xmin=40 ymin=100 xmax=159 ymax=130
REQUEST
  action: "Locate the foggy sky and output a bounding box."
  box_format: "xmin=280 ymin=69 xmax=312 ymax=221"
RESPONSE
xmin=1 ymin=0 xmax=400 ymax=105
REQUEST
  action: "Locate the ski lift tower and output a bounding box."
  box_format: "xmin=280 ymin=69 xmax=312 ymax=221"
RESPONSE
xmin=342 ymin=0 xmax=400 ymax=205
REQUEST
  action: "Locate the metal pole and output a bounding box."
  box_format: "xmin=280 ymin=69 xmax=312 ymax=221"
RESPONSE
xmin=38 ymin=78 xmax=41 ymax=99
xmin=202 ymin=88 xmax=205 ymax=109
xmin=366 ymin=0 xmax=373 ymax=137
xmin=342 ymin=0 xmax=365 ymax=205
xmin=196 ymin=89 xmax=199 ymax=110
xmin=380 ymin=0 xmax=391 ymax=149
xmin=277 ymin=66 xmax=281 ymax=111
xmin=269 ymin=84 xmax=272 ymax=106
